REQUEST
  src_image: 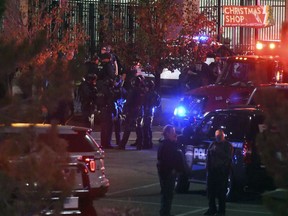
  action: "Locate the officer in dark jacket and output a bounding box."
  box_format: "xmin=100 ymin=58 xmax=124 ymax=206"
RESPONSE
xmin=204 ymin=129 xmax=233 ymax=216
xmin=118 ymin=75 xmax=145 ymax=150
xmin=96 ymin=54 xmax=116 ymax=149
xmin=143 ymin=79 xmax=161 ymax=149
xmin=157 ymin=125 xmax=189 ymax=216
xmin=95 ymin=79 xmax=114 ymax=149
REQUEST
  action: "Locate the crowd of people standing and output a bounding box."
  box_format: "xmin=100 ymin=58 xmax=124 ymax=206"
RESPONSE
xmin=77 ymin=45 xmax=161 ymax=150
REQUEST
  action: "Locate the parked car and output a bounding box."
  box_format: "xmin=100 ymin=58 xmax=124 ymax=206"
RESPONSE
xmin=0 ymin=123 xmax=109 ymax=208
xmin=176 ymin=107 xmax=275 ymax=200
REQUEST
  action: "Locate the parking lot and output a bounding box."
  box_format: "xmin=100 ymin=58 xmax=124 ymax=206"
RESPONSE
xmin=89 ymin=132 xmax=273 ymax=216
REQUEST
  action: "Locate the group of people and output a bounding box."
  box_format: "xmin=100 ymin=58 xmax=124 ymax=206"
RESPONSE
xmin=78 ymin=45 xmax=161 ymax=150
xmin=178 ymin=54 xmax=224 ymax=93
xmin=157 ymin=126 xmax=233 ymax=216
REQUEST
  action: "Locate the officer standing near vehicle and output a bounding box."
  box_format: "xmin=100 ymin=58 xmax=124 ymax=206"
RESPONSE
xmin=157 ymin=125 xmax=190 ymax=216
xmin=142 ymin=79 xmax=161 ymax=149
xmin=204 ymin=129 xmax=233 ymax=216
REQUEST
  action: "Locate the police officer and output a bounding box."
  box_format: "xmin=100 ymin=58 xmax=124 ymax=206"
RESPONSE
xmin=95 ymin=54 xmax=116 ymax=149
xmin=204 ymin=129 xmax=233 ymax=216
xmin=157 ymin=125 xmax=190 ymax=216
xmin=118 ymin=75 xmax=145 ymax=150
xmin=142 ymin=79 xmax=161 ymax=149
xmin=78 ymin=74 xmax=97 ymax=127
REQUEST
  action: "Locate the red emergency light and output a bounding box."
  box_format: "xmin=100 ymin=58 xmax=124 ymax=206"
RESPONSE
xmin=255 ymin=40 xmax=281 ymax=55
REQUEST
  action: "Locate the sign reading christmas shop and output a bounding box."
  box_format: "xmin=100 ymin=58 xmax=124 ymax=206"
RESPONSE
xmin=223 ymin=5 xmax=274 ymax=28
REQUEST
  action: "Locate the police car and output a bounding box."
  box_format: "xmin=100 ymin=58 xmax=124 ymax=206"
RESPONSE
xmin=0 ymin=123 xmax=109 ymax=213
xmin=176 ymin=107 xmax=275 ymax=200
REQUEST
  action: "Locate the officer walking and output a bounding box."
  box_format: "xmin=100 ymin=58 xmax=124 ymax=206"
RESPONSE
xmin=204 ymin=129 xmax=233 ymax=216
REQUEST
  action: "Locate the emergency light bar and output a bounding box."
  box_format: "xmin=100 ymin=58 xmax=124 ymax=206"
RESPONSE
xmin=255 ymin=40 xmax=281 ymax=55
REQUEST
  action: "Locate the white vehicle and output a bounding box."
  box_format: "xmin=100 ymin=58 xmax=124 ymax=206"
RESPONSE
xmin=0 ymin=123 xmax=109 ymax=201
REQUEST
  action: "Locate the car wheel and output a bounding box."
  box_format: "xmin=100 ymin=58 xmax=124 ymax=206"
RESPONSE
xmin=175 ymin=174 xmax=190 ymax=193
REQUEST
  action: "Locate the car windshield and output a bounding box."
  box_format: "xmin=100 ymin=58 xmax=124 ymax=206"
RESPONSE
xmin=216 ymin=59 xmax=277 ymax=86
xmin=197 ymin=112 xmax=261 ymax=140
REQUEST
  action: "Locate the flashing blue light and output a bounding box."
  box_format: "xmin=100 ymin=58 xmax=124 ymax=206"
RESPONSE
xmin=174 ymin=106 xmax=187 ymax=117
xmin=193 ymin=35 xmax=209 ymax=43
xmin=199 ymin=35 xmax=209 ymax=43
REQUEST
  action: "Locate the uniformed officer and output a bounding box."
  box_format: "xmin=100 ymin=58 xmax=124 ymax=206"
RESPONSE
xmin=157 ymin=125 xmax=190 ymax=216
xmin=118 ymin=75 xmax=145 ymax=150
xmin=96 ymin=54 xmax=116 ymax=149
xmin=204 ymin=129 xmax=233 ymax=216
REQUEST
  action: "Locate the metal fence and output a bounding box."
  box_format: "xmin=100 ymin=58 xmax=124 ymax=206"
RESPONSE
xmin=47 ymin=0 xmax=138 ymax=55
xmin=35 ymin=0 xmax=286 ymax=54
xmin=200 ymin=0 xmax=286 ymax=53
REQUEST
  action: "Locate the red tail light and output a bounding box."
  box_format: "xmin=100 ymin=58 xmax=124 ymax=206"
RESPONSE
xmin=77 ymin=156 xmax=96 ymax=172
xmin=242 ymin=141 xmax=252 ymax=164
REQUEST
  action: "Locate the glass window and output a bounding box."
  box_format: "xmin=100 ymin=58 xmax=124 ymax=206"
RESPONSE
xmin=218 ymin=59 xmax=278 ymax=86
xmin=59 ymin=133 xmax=99 ymax=152
xmin=197 ymin=112 xmax=251 ymax=141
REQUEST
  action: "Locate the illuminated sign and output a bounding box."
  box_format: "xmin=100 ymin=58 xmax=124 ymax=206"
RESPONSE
xmin=223 ymin=5 xmax=274 ymax=28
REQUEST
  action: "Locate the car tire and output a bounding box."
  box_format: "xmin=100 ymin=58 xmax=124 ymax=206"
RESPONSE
xmin=175 ymin=174 xmax=190 ymax=193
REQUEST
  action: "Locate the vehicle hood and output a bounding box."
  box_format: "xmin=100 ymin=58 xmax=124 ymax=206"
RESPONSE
xmin=184 ymin=84 xmax=254 ymax=112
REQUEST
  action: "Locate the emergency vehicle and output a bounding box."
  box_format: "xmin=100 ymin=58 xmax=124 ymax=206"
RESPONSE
xmin=173 ymin=42 xmax=287 ymax=130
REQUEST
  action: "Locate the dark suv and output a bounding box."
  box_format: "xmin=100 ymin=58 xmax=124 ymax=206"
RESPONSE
xmin=176 ymin=107 xmax=274 ymax=200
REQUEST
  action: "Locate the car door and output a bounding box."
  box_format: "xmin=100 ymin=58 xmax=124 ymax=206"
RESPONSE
xmin=185 ymin=113 xmax=217 ymax=183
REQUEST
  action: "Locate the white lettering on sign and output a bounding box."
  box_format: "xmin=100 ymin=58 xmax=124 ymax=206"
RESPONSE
xmin=225 ymin=15 xmax=245 ymax=23
xmin=193 ymin=148 xmax=207 ymax=160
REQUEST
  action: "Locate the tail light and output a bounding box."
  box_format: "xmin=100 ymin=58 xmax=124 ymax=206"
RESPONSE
xmin=77 ymin=156 xmax=96 ymax=172
xmin=242 ymin=141 xmax=252 ymax=164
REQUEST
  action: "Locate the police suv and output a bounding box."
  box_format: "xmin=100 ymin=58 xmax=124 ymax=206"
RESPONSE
xmin=176 ymin=107 xmax=275 ymax=200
